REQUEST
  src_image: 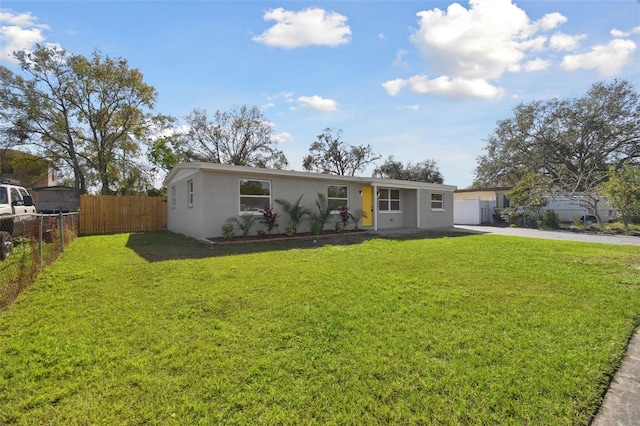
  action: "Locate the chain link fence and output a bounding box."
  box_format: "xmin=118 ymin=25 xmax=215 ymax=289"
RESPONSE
xmin=1 ymin=213 xmax=79 ymax=309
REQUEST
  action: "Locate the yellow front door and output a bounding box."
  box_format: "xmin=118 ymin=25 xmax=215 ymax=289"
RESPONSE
xmin=361 ymin=186 xmax=373 ymax=227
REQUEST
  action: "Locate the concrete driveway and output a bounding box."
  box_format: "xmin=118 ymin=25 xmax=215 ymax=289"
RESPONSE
xmin=454 ymin=225 xmax=640 ymax=246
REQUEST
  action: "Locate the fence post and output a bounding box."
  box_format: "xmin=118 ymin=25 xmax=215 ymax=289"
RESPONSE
xmin=59 ymin=212 xmax=64 ymax=253
xmin=38 ymin=214 xmax=43 ymax=268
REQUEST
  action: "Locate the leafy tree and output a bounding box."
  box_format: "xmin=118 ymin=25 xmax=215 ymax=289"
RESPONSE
xmin=157 ymin=106 xmax=288 ymax=170
xmin=373 ymin=155 xmax=443 ymax=183
xmin=0 ymin=45 xmax=162 ymax=195
xmin=501 ymin=172 xmax=554 ymax=227
xmin=600 ymin=162 xmax=640 ymax=231
xmin=474 ymin=80 xmax=640 ymax=217
xmin=303 ymin=128 xmax=380 ymax=176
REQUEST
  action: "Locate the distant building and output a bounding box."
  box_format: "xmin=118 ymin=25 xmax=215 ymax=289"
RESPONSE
xmin=0 ymin=149 xmax=57 ymax=188
xmin=30 ymin=186 xmax=80 ymax=213
xmin=453 ymin=187 xmax=513 ymax=225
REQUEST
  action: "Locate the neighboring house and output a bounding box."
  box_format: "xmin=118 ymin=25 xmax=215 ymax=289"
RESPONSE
xmin=453 ymin=187 xmax=512 ymax=225
xmin=30 ymin=186 xmax=80 ymax=213
xmin=163 ymin=163 xmax=456 ymax=240
xmin=0 ymin=149 xmax=57 ymax=189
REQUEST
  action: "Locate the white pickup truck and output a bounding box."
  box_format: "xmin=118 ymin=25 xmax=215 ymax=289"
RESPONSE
xmin=0 ymin=180 xmax=38 ymax=260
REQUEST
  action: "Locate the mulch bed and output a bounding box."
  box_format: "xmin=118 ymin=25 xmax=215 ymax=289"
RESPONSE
xmin=207 ymin=230 xmax=370 ymax=245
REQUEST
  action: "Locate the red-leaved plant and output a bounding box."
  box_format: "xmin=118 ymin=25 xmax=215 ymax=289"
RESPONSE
xmin=337 ymin=206 xmax=352 ymax=231
xmin=259 ymin=203 xmax=280 ymax=234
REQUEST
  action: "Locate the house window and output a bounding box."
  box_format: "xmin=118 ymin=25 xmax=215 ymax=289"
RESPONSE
xmin=171 ymin=186 xmax=176 ymax=208
xmin=187 ymin=180 xmax=194 ymax=207
xmin=378 ymin=188 xmax=400 ymax=212
xmin=431 ymin=192 xmax=444 ymax=210
xmin=240 ymin=179 xmax=271 ymax=213
xmin=327 ymin=185 xmax=348 ymax=211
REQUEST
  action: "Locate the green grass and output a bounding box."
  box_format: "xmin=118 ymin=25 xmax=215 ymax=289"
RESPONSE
xmin=1 ymin=231 xmax=639 ymax=424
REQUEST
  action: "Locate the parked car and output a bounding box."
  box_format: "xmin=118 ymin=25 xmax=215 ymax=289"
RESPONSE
xmin=0 ymin=179 xmax=38 ymax=260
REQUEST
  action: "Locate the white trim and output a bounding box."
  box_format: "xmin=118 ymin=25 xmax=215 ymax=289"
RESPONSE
xmin=373 ymin=184 xmax=379 ymax=231
xmin=430 ymin=192 xmax=444 ymax=210
xmin=187 ymin=179 xmax=194 ymax=207
xmin=327 ymin=184 xmax=349 ymax=213
xmin=417 ymin=189 xmax=421 ymax=228
xmin=239 ymin=178 xmax=271 ymax=214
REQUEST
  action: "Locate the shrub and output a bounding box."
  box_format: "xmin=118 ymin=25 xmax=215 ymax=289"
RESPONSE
xmin=228 ymin=215 xmax=256 ymax=237
xmin=259 ymin=203 xmax=279 ymax=234
xmin=336 ymin=206 xmax=351 ymax=232
xmin=310 ymin=193 xmax=332 ymax=235
xmin=275 ymin=195 xmax=309 ymax=236
xmin=540 ymin=210 xmax=560 ymax=229
xmin=350 ymin=209 xmax=366 ymax=231
xmin=221 ymin=223 xmax=235 ymax=240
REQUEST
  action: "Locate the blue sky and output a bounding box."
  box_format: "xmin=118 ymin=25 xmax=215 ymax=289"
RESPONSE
xmin=1 ymin=0 xmax=639 ymax=189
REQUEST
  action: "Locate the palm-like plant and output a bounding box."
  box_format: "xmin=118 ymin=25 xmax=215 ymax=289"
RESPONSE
xmin=228 ymin=215 xmax=257 ymax=237
xmin=275 ymin=195 xmax=309 ymax=236
xmin=310 ymin=193 xmax=333 ymax=235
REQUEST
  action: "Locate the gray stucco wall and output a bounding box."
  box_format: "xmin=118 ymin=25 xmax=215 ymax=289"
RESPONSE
xmin=166 ymin=167 xmax=455 ymax=240
xmin=418 ymin=188 xmax=454 ymax=229
xmin=167 ymin=170 xmax=205 ymax=239
xmin=198 ymin=170 xmax=364 ymax=239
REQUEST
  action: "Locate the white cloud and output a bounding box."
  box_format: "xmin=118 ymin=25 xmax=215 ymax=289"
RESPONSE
xmin=534 ymin=12 xmax=567 ymax=31
xmin=382 ymin=78 xmax=408 ymax=96
xmin=561 ymin=38 xmax=637 ymax=77
xmin=410 ymin=1 xmax=532 ymax=81
xmin=396 ymin=105 xmax=420 ymax=111
xmin=407 ymin=75 xmax=504 ymax=100
xmin=0 ymin=11 xmax=49 ymax=64
xmin=611 ymin=27 xmax=640 ymax=38
xmin=390 ymin=0 xmax=570 ymax=99
xmin=549 ymin=33 xmax=586 ymax=51
xmin=522 ymin=58 xmax=551 ymax=72
xmin=392 ymin=48 xmax=411 ymax=70
xmin=253 ymin=7 xmax=351 ymax=48
xmin=611 ymin=28 xmax=628 ymax=38
xmin=262 ymin=102 xmax=276 ymax=109
xmin=297 ymin=95 xmax=338 ymax=112
xmin=272 ymin=131 xmax=295 ymax=144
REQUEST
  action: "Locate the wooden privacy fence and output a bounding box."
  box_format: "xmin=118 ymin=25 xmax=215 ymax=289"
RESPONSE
xmin=80 ymin=195 xmax=167 ymax=235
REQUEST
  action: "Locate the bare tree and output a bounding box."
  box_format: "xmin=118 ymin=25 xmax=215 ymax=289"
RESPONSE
xmin=303 ymin=128 xmax=380 ymax=176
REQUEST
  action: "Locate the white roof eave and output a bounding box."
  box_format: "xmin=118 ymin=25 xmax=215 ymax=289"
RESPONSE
xmin=163 ymin=162 xmax=457 ymax=191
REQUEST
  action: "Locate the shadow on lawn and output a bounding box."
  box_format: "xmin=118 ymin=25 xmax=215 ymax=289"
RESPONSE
xmin=126 ymin=229 xmax=474 ymax=262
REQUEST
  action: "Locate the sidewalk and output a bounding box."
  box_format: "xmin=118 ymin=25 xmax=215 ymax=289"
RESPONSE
xmin=592 ymin=329 xmax=640 ymax=425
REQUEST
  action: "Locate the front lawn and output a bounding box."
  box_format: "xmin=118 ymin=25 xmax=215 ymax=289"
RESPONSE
xmin=1 ymin=231 xmax=639 ymax=424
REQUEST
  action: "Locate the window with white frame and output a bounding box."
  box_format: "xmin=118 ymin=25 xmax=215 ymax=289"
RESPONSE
xmin=187 ymin=180 xmax=194 ymax=207
xmin=240 ymin=179 xmax=271 ymax=213
xmin=171 ymin=186 xmax=176 ymax=208
xmin=378 ymin=188 xmax=401 ymax=212
xmin=431 ymin=192 xmax=444 ymax=210
xmin=327 ymin=185 xmax=348 ymax=211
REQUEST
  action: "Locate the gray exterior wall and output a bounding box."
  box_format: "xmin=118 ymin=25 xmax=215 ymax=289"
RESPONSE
xmin=197 ymin=170 xmax=363 ymax=238
xmin=419 ymin=188 xmax=454 ymax=229
xmin=167 ymin=169 xmax=205 ymax=239
xmin=165 ymin=164 xmax=456 ymax=240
